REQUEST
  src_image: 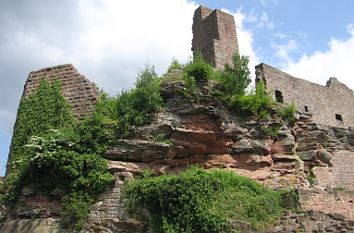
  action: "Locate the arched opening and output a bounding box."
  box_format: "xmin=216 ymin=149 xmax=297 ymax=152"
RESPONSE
xmin=335 ymin=114 xmax=343 ymax=124
xmin=275 ymin=90 xmax=283 ymax=103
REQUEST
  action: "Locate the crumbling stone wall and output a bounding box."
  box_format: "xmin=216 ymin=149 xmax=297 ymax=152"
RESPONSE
xmin=23 ymin=64 xmax=98 ymax=119
xmin=299 ymin=188 xmax=354 ymax=220
xmin=314 ymin=151 xmax=354 ymax=191
xmin=192 ymin=6 xmax=239 ymax=69
xmin=256 ymin=63 xmax=354 ymax=128
xmin=5 ymin=64 xmax=98 ymax=174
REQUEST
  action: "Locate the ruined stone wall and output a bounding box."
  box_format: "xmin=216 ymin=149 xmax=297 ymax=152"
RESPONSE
xmin=256 ymin=63 xmax=354 ymax=128
xmin=23 ymin=64 xmax=98 ymax=119
xmin=299 ymin=189 xmax=354 ymax=220
xmin=5 ymin=64 xmax=98 ymax=174
xmin=192 ymin=6 xmax=238 ymax=69
xmin=314 ymin=151 xmax=354 ymax=191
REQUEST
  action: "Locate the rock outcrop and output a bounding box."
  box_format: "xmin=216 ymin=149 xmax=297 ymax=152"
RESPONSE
xmin=2 ymin=79 xmax=354 ymax=233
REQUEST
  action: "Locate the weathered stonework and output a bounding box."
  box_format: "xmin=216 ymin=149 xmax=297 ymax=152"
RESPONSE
xmin=5 ymin=64 xmax=99 ymax=175
xmin=299 ymin=188 xmax=354 ymax=220
xmin=23 ymin=64 xmax=98 ymax=119
xmin=256 ymin=63 xmax=354 ymax=128
xmin=192 ymin=6 xmax=239 ymax=69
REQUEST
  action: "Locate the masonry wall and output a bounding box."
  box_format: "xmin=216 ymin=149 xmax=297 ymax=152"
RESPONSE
xmin=299 ymin=189 xmax=354 ymax=220
xmin=256 ymin=63 xmax=354 ymax=128
xmin=23 ymin=64 xmax=98 ymax=119
xmin=6 ymin=64 xmax=99 ymax=174
xmin=192 ymin=6 xmax=238 ymax=69
xmin=314 ymin=150 xmax=354 ymax=191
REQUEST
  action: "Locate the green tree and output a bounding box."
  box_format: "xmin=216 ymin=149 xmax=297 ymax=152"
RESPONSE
xmin=231 ymin=80 xmax=274 ymax=118
xmin=184 ymin=52 xmax=214 ymax=81
xmin=219 ymin=53 xmax=251 ymax=98
xmin=115 ymin=64 xmax=163 ymax=137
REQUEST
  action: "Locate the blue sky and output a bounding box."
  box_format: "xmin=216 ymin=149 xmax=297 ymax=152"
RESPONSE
xmin=1 ymin=0 xmax=354 ymax=175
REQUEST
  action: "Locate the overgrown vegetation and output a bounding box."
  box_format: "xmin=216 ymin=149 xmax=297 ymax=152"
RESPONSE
xmin=1 ymin=80 xmax=113 ymax=230
xmin=21 ymin=130 xmax=111 ymax=230
xmin=306 ymin=167 xmax=316 ymax=186
xmin=184 ymin=52 xmax=215 ymax=82
xmin=123 ymin=168 xmax=284 ymax=233
xmin=2 ymin=65 xmax=164 ymax=230
xmin=259 ymin=125 xmax=280 ymax=139
xmin=279 ymin=103 xmax=297 ymax=124
xmin=115 ymin=65 xmax=163 ymax=136
xmin=230 ymin=80 xmax=275 ymax=119
xmin=217 ymin=53 xmax=251 ymax=99
xmin=3 ymin=51 xmax=300 ymax=231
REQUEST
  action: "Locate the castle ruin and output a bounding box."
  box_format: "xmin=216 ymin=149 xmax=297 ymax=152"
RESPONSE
xmin=256 ymin=63 xmax=354 ymax=128
xmin=192 ymin=6 xmax=354 ymax=128
xmin=192 ymin=6 xmax=239 ymax=69
xmin=6 ymin=64 xmax=98 ymax=174
xmin=22 ymin=64 xmax=98 ymax=119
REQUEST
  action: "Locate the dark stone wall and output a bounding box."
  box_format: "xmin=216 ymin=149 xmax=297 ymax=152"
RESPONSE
xmin=23 ymin=64 xmax=98 ymax=119
xmin=192 ymin=6 xmax=238 ymax=69
xmin=256 ymin=63 xmax=354 ymax=128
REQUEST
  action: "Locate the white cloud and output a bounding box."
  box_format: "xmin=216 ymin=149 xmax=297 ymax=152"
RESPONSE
xmin=259 ymin=0 xmax=278 ymax=6
xmin=259 ymin=12 xmax=274 ymax=30
xmin=285 ymin=26 xmax=354 ymax=90
xmin=0 ymin=0 xmax=259 ymax=134
xmin=271 ymin=39 xmax=298 ymax=67
xmin=245 ymin=10 xmax=274 ymax=30
xmin=234 ymin=12 xmax=259 ymax=82
xmin=222 ymin=9 xmax=260 ymax=82
xmin=0 ymin=0 xmax=259 ymax=175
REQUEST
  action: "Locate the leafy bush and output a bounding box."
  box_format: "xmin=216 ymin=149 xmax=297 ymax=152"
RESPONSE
xmin=279 ymin=103 xmax=297 ymax=124
xmin=8 ymin=80 xmax=76 ymax=172
xmin=115 ymin=65 xmax=163 ymax=136
xmin=61 ymin=191 xmax=93 ymax=230
xmin=74 ymin=92 xmax=119 ymax=156
xmin=184 ymin=52 xmax=214 ymax=81
xmin=181 ymin=74 xmax=199 ymax=99
xmin=152 ymin=134 xmax=173 ymax=146
xmin=218 ymin=53 xmax=251 ymax=98
xmin=123 ymin=168 xmax=283 ymax=233
xmin=231 ymin=80 xmax=275 ymax=118
xmin=19 ymin=129 xmax=112 ymax=230
xmin=259 ymin=125 xmax=280 ymax=139
xmin=167 ymin=58 xmax=183 ymax=72
xmin=2 ymin=80 xmax=113 ymax=230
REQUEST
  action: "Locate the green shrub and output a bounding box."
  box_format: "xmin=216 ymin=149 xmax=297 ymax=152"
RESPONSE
xmin=2 ymin=80 xmax=113 ymax=230
xmin=218 ymin=53 xmax=251 ymax=98
xmin=152 ymin=134 xmax=173 ymax=146
xmin=259 ymin=125 xmax=280 ymax=139
xmin=116 ymin=65 xmax=163 ymax=137
xmin=19 ymin=129 xmax=112 ymax=230
xmin=181 ymin=74 xmax=199 ymax=99
xmin=61 ymin=192 xmax=93 ymax=230
xmin=8 ymin=79 xmax=76 ymax=172
xmin=184 ymin=52 xmax=214 ymax=81
xmin=123 ymin=168 xmax=283 ymax=233
xmin=279 ymin=103 xmax=297 ymax=124
xmin=168 ymin=58 xmax=183 ymax=72
xmin=231 ymin=80 xmax=274 ymax=119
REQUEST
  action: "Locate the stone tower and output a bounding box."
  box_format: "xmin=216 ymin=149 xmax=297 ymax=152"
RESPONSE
xmin=22 ymin=64 xmax=98 ymax=119
xmin=192 ymin=6 xmax=239 ymax=69
xmin=6 ymin=64 xmax=99 ymax=174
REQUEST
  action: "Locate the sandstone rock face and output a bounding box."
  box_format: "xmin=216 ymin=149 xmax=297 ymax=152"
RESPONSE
xmin=106 ymin=139 xmax=171 ymax=162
